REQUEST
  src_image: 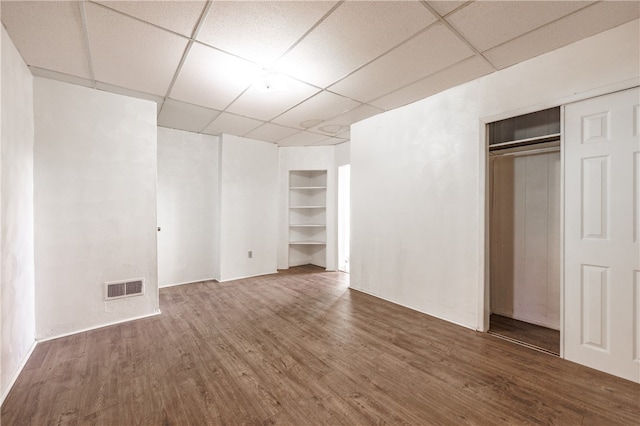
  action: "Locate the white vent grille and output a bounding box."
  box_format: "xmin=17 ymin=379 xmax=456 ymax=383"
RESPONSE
xmin=105 ymin=278 xmax=145 ymax=300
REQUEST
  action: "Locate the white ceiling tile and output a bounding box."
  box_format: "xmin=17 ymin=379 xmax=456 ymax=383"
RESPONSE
xmin=446 ymin=0 xmax=593 ymax=51
xmin=1 ymin=1 xmax=91 ymax=78
xmin=277 ymin=131 xmax=331 ymax=147
xmin=319 ymin=104 xmax=385 ymax=126
xmin=426 ymin=1 xmax=468 ymax=17
xmin=370 ymin=55 xmax=493 ymax=110
xmin=197 ymin=1 xmax=338 ymax=66
xmin=484 ymin=1 xmax=640 ymax=70
xmin=95 ymin=81 xmax=164 ymax=114
xmin=245 ymin=123 xmax=301 ymax=144
xmin=226 ymin=75 xmax=320 ymax=121
xmin=30 ymin=67 xmax=94 ymax=89
xmin=272 ymin=91 xmax=360 ymax=129
xmin=202 ymin=112 xmax=264 ymax=137
xmin=85 ymin=2 xmax=188 ymax=96
xmin=93 ymin=0 xmax=206 ymax=37
xmin=329 ymin=23 xmax=474 ymax=103
xmin=273 ymin=1 xmax=437 ymax=87
xmin=158 ymin=99 xmax=220 ymax=133
xmin=310 ymin=123 xmax=350 ymax=136
xmin=336 ymin=128 xmax=351 ymax=140
xmin=171 ymin=42 xmax=262 ymax=110
xmin=304 ymin=103 xmax=384 ymax=136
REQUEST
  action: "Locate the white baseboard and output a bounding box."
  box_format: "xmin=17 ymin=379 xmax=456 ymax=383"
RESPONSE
xmin=37 ymin=309 xmax=162 ymax=343
xmin=348 ymin=287 xmax=476 ymax=331
xmin=217 ymin=270 xmax=278 ymax=283
xmin=160 ymin=277 xmax=217 ymax=288
xmin=1 ymin=339 xmax=37 ymax=406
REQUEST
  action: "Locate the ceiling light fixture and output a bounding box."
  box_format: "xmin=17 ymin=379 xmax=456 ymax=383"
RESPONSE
xmin=256 ymin=69 xmax=288 ymax=93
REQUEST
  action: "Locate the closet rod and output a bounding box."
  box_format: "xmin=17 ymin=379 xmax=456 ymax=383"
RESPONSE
xmin=489 ymin=133 xmax=561 ymax=150
xmin=491 ymin=145 xmax=560 ymax=157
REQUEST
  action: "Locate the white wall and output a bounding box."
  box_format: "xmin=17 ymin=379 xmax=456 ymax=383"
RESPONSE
xmin=33 ymin=78 xmax=159 ymax=340
xmin=1 ymin=27 xmax=36 ymax=402
xmin=157 ymin=127 xmax=219 ymax=287
xmin=490 ymin=152 xmax=561 ymax=329
xmin=277 ymin=146 xmax=337 ymax=270
xmin=335 ymin=141 xmax=350 ymax=167
xmin=218 ymin=134 xmax=278 ymax=281
xmin=351 ymin=20 xmax=640 ymax=330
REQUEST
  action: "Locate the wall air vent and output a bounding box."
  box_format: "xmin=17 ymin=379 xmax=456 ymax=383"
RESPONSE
xmin=105 ymin=278 xmax=145 ymax=300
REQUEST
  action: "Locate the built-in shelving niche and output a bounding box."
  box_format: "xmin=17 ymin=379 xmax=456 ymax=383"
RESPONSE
xmin=288 ymin=170 xmax=327 ymax=268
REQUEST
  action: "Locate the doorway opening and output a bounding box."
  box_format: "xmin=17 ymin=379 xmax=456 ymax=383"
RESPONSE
xmin=486 ymin=107 xmax=561 ymax=355
xmin=338 ymin=164 xmax=350 ymax=273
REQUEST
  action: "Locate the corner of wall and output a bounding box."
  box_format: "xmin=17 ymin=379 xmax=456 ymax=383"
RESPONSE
xmin=218 ymin=134 xmax=278 ymax=282
xmin=1 ymin=25 xmax=37 ymax=404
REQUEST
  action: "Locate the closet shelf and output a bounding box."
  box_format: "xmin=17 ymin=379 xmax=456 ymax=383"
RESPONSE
xmin=289 ymin=205 xmax=326 ymax=209
xmin=289 ymin=224 xmax=326 ymax=227
xmin=289 ymin=186 xmax=327 ymax=190
xmin=289 ymin=241 xmax=326 ymax=245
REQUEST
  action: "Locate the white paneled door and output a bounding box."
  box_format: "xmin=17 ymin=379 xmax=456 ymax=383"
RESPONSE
xmin=564 ymin=87 xmax=640 ymax=383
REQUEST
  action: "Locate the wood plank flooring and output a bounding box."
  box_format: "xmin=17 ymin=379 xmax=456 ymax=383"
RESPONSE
xmin=489 ymin=314 xmax=560 ymax=355
xmin=2 ymin=265 xmax=639 ymax=425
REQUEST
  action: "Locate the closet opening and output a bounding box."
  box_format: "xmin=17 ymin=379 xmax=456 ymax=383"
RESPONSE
xmin=487 ymin=107 xmax=561 ymax=355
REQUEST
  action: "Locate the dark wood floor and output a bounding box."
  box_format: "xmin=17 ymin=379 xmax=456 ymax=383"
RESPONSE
xmin=2 ymin=265 xmax=639 ymax=425
xmin=489 ymin=314 xmax=560 ymax=355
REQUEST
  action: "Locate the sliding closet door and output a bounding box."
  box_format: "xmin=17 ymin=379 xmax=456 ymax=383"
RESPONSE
xmin=564 ymin=87 xmax=640 ymax=383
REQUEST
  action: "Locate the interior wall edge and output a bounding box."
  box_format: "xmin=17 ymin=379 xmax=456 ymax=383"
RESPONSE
xmin=1 ymin=25 xmax=36 ymax=402
xmin=158 ymin=276 xmax=218 ymax=289
xmin=33 ymin=77 xmax=159 ymax=341
xmin=349 ymin=287 xmax=477 ymax=332
xmin=35 ymin=309 xmax=161 ymax=343
xmin=351 ymin=19 xmax=639 ymax=335
xmin=0 ymin=339 xmax=36 ymax=408
xmin=215 ymin=270 xmax=279 ymax=283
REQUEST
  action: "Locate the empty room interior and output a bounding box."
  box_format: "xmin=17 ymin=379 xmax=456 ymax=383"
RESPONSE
xmin=1 ymin=0 xmax=639 ymax=424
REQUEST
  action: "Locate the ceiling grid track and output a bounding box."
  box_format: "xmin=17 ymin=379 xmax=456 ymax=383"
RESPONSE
xmin=257 ymin=3 xmax=442 ymax=136
xmin=159 ymin=0 xmax=214 ymax=118
xmin=271 ymin=0 xmax=344 ymax=67
xmin=206 ymin=0 xmax=346 ymax=136
xmin=481 ymin=1 xmax=599 ymax=59
xmin=365 ymin=53 xmax=488 ymax=108
xmin=79 ymin=0 xmax=97 ymax=89
xmin=4 ymin=0 xmax=635 ymax=145
xmin=419 ymin=0 xmax=498 ymax=72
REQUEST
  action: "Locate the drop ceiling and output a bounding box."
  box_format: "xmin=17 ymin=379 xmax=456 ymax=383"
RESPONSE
xmin=2 ymin=1 xmax=638 ymax=147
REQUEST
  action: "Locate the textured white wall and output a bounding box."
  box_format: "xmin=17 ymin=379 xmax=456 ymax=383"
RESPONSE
xmin=157 ymin=127 xmax=219 ymax=287
xmin=335 ymin=141 xmax=350 ymax=167
xmin=34 ymin=78 xmax=159 ymax=340
xmin=218 ymin=134 xmax=278 ymax=282
xmin=490 ymin=152 xmax=561 ymax=329
xmin=1 ymin=27 xmax=36 ymax=402
xmin=277 ymin=146 xmax=337 ymax=270
xmin=351 ymin=20 xmax=639 ymax=330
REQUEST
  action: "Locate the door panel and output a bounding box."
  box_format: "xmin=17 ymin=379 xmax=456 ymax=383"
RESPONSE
xmin=565 ymin=88 xmax=640 ymax=383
